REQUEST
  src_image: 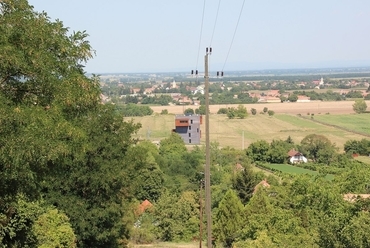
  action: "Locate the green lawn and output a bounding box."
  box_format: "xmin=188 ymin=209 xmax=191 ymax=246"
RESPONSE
xmin=262 ymin=163 xmax=334 ymax=180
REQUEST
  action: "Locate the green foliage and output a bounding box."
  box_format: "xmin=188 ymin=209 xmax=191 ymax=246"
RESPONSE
xmin=160 ymin=109 xmax=169 ymax=115
xmin=0 ymin=196 xmax=75 ymax=248
xmin=299 ymin=134 xmax=337 ymax=163
xmin=344 ymin=139 xmax=370 ymax=155
xmin=195 ymin=105 xmax=206 ymax=115
xmin=267 ymin=110 xmax=275 ymax=116
xmin=251 ymin=108 xmax=257 ymax=115
xmin=232 ymin=166 xmax=261 ymax=204
xmin=184 ymin=108 xmax=194 ymax=115
xmin=226 ymin=105 xmax=248 ymax=119
xmin=246 ymin=140 xmax=270 ymax=162
xmin=288 ymin=94 xmax=298 ymax=102
xmin=118 ymin=103 xmax=154 ymax=116
xmin=334 ymin=161 xmax=370 ymax=193
xmin=154 ymin=191 xmax=199 ymax=242
xmin=159 ymin=133 xmax=187 ymax=156
xmin=214 ymin=189 xmax=245 ymax=247
xmin=345 ymin=90 xmax=364 ymax=98
xmin=33 ymin=209 xmax=76 ymax=248
xmin=352 ymin=99 xmax=367 ymax=113
xmin=217 ymin=107 xmax=228 ymax=114
xmin=125 ymin=143 xmax=164 ymax=202
xmin=267 ymin=139 xmax=291 ymax=163
xmin=263 ymin=107 xmax=268 ymax=113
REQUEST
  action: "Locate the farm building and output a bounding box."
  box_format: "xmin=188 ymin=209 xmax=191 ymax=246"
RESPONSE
xmin=173 ymin=114 xmax=202 ymax=144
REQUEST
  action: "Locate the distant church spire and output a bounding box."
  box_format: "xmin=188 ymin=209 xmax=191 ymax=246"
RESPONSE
xmin=320 ymin=77 xmax=324 ymax=85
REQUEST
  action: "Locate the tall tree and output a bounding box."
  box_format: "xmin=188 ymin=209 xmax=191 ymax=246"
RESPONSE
xmin=0 ymin=1 xmax=141 ymax=247
xmin=352 ymin=99 xmax=367 ymax=114
xmin=214 ymin=189 xmax=245 ymax=247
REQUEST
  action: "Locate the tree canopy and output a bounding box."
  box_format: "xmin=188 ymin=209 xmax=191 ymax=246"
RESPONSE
xmin=0 ymin=1 xmax=141 ymax=247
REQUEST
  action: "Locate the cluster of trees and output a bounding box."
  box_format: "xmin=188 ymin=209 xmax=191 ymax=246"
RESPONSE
xmin=292 ymin=90 xmax=344 ymax=101
xmin=141 ymin=94 xmax=173 ymax=105
xmin=344 ymin=138 xmax=370 ymax=155
xmin=131 ymin=134 xmax=370 ymax=248
xmin=117 ymin=103 xmax=154 ymax=117
xmin=216 ymin=105 xmax=248 ymax=119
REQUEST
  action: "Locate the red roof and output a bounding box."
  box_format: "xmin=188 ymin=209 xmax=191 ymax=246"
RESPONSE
xmin=136 ymin=199 xmax=153 ymax=216
xmin=288 ymin=149 xmax=302 ymax=157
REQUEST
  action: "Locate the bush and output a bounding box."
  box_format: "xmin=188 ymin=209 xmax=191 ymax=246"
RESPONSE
xmin=217 ymin=108 xmax=228 ymax=114
xmin=161 ymin=109 xmax=168 ymax=115
xmin=251 ymin=108 xmax=257 ymax=115
xmin=130 ymin=228 xmax=156 ymax=244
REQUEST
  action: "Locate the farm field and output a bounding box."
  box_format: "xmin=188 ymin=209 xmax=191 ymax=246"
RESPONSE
xmin=130 ymin=112 xmax=370 ymax=151
xmin=313 ymin=114 xmax=370 ymax=136
xmin=261 ymin=163 xmax=334 ymax=180
xmin=150 ymin=100 xmax=370 ymax=115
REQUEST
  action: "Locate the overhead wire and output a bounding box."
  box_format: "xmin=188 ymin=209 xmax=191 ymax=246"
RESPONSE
xmin=221 ymin=0 xmax=246 ymax=72
xmin=209 ymin=0 xmax=222 ymax=48
xmin=195 ymin=0 xmax=207 ymax=75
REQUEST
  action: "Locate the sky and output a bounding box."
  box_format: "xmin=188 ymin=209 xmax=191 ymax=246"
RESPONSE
xmin=29 ymin=0 xmax=370 ymax=74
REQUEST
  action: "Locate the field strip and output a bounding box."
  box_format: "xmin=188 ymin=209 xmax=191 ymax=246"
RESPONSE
xmin=298 ymin=115 xmax=370 ymax=138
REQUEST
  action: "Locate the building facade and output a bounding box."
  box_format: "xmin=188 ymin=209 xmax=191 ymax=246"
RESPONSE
xmin=173 ymin=114 xmax=202 ymax=144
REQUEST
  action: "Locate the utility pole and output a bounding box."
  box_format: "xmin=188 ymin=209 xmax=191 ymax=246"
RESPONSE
xmin=204 ymin=47 xmax=212 ymax=248
xmin=199 ymin=179 xmax=204 ymax=248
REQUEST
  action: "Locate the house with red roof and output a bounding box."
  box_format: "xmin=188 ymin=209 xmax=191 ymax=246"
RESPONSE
xmin=288 ymin=149 xmax=307 ymax=163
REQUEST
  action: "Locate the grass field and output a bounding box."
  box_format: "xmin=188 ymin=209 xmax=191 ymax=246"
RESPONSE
xmin=130 ymin=112 xmax=370 ymax=151
xmin=355 ymin=156 xmax=370 ymax=165
xmin=314 ymin=114 xmax=370 ymax=135
xmin=262 ymin=163 xmax=334 ymax=180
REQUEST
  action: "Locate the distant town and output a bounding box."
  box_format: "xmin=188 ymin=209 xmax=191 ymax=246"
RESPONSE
xmin=96 ymin=67 xmax=370 ymax=106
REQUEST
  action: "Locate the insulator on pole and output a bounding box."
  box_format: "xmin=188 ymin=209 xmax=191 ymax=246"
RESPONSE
xmin=221 ymin=71 xmax=224 ymax=77
xmin=196 ymin=70 xmax=198 ymax=75
xmin=191 ymin=70 xmax=194 ymax=75
xmin=217 ymin=71 xmax=219 ymax=77
xmin=206 ymin=47 xmax=208 ymax=53
xmin=209 ymin=47 xmax=212 ymax=54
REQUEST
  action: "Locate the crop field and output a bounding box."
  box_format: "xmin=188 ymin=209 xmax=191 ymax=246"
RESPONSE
xmin=130 ymin=111 xmax=370 ymax=151
xmin=262 ymin=163 xmax=334 ymax=180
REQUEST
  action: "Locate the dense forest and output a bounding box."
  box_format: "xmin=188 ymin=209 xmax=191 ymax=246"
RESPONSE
xmin=2 ymin=1 xmax=370 ymax=248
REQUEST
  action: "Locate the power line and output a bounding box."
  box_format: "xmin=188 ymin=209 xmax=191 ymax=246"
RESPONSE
xmin=221 ymin=0 xmax=246 ymax=72
xmin=209 ymin=0 xmax=222 ymax=47
xmin=195 ymin=0 xmax=207 ymax=72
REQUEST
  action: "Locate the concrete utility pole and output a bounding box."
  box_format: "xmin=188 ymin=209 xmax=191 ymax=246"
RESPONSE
xmin=204 ymin=47 xmax=212 ymax=248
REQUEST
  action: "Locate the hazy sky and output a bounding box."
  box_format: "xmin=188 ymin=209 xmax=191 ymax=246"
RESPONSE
xmin=29 ymin=0 xmax=370 ymax=73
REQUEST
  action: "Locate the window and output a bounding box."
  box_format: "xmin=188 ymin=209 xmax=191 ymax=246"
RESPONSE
xmin=189 ymin=133 xmax=191 ymax=137
xmin=189 ymin=139 xmax=192 ymax=143
xmin=197 ymin=128 xmax=199 ymax=133
xmin=189 ymin=126 xmax=192 ymax=130
xmin=190 ymin=120 xmax=193 ymax=124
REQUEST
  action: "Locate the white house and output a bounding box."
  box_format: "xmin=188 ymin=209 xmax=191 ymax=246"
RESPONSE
xmin=288 ymin=149 xmax=308 ymax=163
